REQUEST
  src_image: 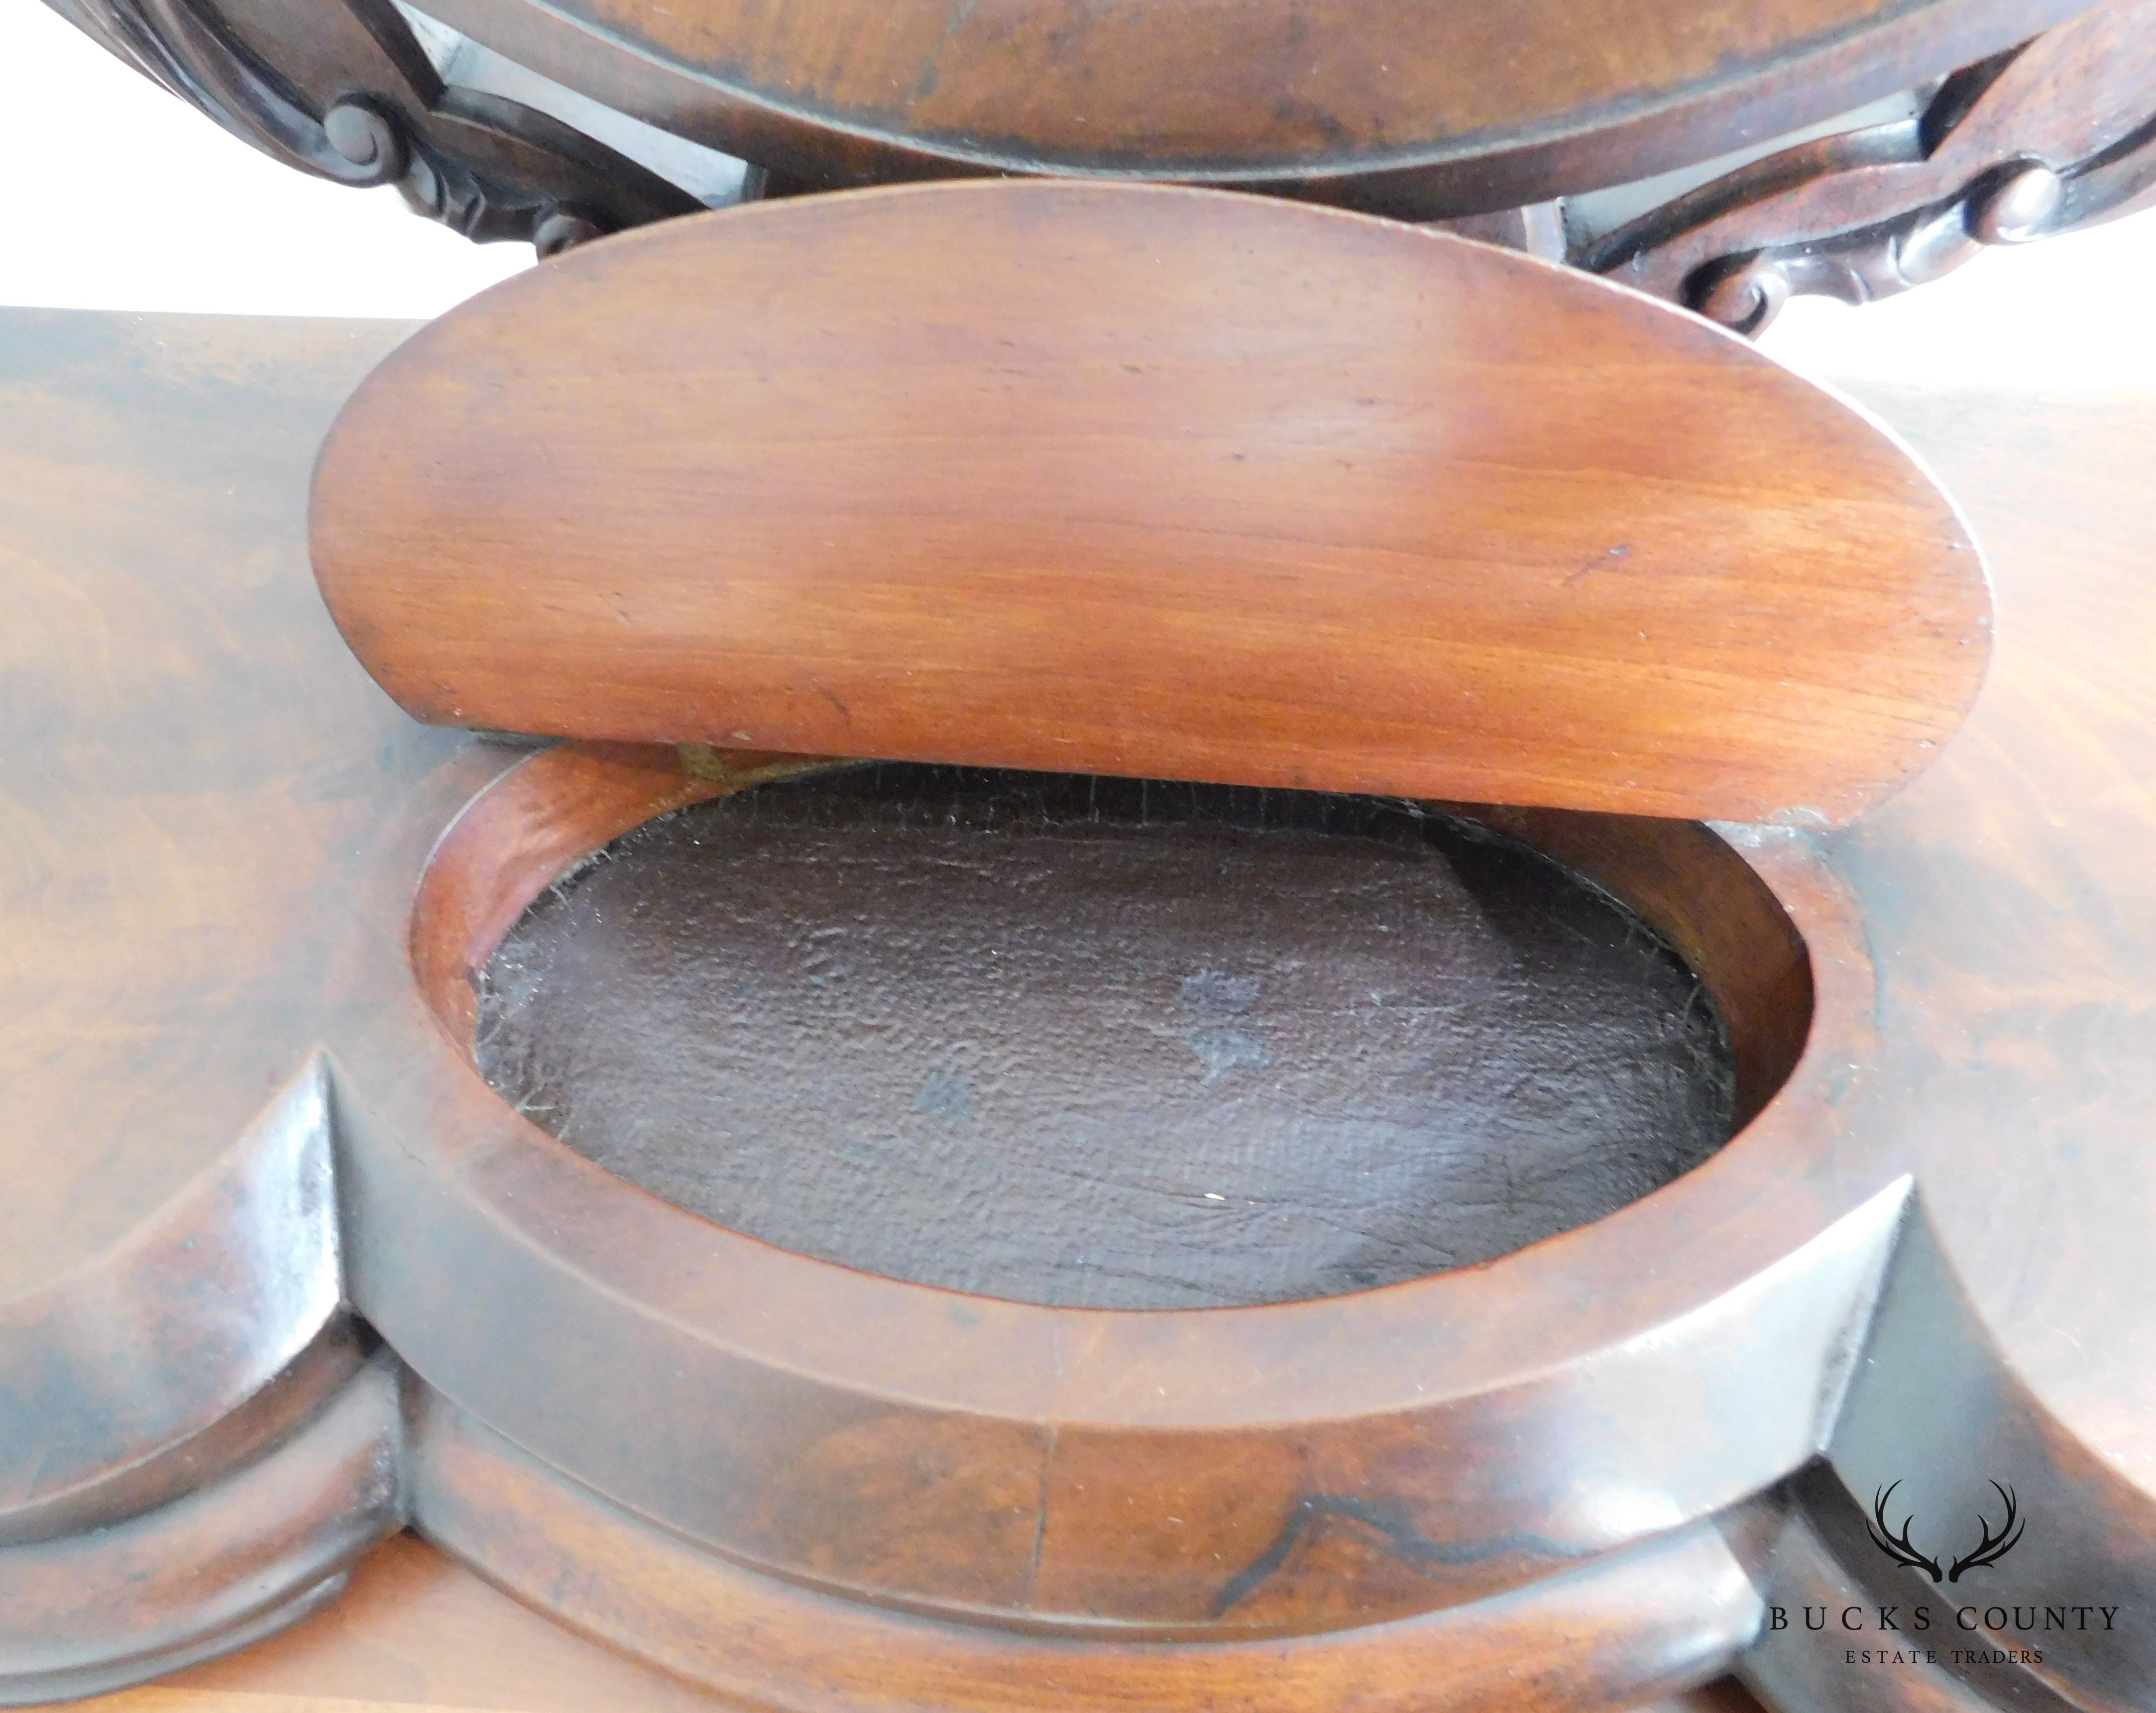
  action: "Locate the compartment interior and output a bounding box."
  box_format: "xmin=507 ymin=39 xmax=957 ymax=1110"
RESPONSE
xmin=468 ymin=763 xmax=1793 ymax=1310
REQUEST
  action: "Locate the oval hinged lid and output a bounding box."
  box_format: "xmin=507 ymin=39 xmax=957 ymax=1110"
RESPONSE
xmin=310 ymin=180 xmax=1988 ymax=826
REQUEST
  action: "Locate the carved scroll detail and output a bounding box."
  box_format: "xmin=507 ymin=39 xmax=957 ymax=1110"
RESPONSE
xmin=1580 ymin=0 xmax=2156 ymax=331
xmin=1679 ymin=161 xmax=2065 ymax=336
xmin=44 ymin=0 xmax=701 ymax=251
xmin=45 ymin=0 xmax=2156 ymax=290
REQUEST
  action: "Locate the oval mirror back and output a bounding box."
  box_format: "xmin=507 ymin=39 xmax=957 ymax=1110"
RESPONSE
xmin=310 ymin=180 xmax=1988 ymax=826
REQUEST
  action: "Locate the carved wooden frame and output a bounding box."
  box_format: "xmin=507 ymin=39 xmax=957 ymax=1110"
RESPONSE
xmin=15 ymin=713 xmax=2150 ymax=1710
xmin=40 ymin=0 xmax=709 ymax=251
xmin=1 ymin=730 xmax=1890 ymax=1705
xmin=36 ymin=0 xmax=2156 ymax=313
xmin=1577 ymin=0 xmax=2156 ymax=329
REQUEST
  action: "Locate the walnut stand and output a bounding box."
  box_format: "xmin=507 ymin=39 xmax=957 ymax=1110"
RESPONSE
xmin=2 ymin=288 xmax=2154 ymax=1713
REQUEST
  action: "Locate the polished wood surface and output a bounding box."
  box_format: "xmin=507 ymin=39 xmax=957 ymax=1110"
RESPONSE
xmin=406 ymin=0 xmax=2097 ymax=214
xmin=6 ymin=307 xmax=1850 ymax=1701
xmin=311 ymin=182 xmax=1989 ymax=829
xmin=10 ymin=313 xmax=2156 ymax=1710
xmin=0 ymin=313 xmax=425 ymax=1704
xmin=76 ymin=1532 xmax=750 ymax=1712
xmin=376 ymin=714 xmax=1850 ymax=1649
xmin=535 ymin=0 xmax=2016 ymax=170
xmin=72 ymin=1533 xmax=1763 ymax=1713
xmin=0 ymin=311 xmax=438 ymax=1299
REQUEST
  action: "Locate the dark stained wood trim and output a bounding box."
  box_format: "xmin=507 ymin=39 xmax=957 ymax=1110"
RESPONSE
xmin=0 ymin=1061 xmax=346 ymax=1545
xmin=408 ymin=0 xmax=2104 ymax=215
xmin=406 ymin=1381 xmax=1774 ymax=1712
xmin=37 ymin=0 xmax=704 ymax=252
xmin=1449 ymin=807 xmax=1816 ymax=1130
xmin=1587 ymin=0 xmax=2156 ymax=330
xmin=0 ymin=1354 xmax=404 ymax=1705
xmin=334 ymin=736 xmax=1895 ymax=1640
xmin=18 ymin=318 xmax=2156 ymax=1711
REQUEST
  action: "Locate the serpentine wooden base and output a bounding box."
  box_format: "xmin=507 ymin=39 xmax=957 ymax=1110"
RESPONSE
xmin=5 ymin=310 xmax=2156 ymax=1711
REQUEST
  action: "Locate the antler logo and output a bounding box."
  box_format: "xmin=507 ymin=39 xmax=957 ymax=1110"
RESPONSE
xmin=1866 ymin=1480 xmax=2026 ymax=1583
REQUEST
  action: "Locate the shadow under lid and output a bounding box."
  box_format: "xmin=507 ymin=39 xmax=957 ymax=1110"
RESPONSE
xmin=476 ymin=764 xmax=1736 ymax=1310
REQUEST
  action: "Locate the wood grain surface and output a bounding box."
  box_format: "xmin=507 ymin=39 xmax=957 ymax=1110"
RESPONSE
xmin=0 ymin=311 xmax=437 ymax=1297
xmin=0 ymin=312 xmax=431 ymax=1700
xmin=72 ymin=1531 xmax=765 ymax=1712
xmin=16 ymin=315 xmax=2156 ymax=1712
xmin=374 ymin=734 xmax=1854 ymax=1647
xmin=410 ymin=0 xmax=2098 ymax=215
xmin=310 ymin=181 xmax=1991 ymax=829
xmin=67 ymin=1531 xmax=1765 ymax=1713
